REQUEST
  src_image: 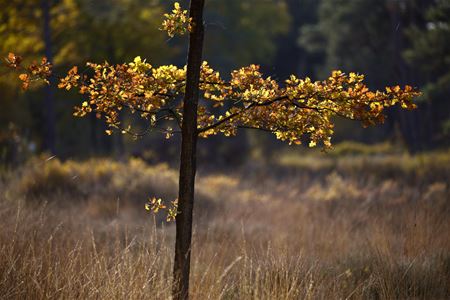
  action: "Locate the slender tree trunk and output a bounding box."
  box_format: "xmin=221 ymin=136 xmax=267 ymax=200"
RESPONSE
xmin=42 ymin=0 xmax=56 ymax=154
xmin=173 ymin=1 xmax=205 ymax=299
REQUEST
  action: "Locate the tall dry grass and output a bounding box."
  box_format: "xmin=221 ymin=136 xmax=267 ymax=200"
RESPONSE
xmin=0 ymin=151 xmax=449 ymax=299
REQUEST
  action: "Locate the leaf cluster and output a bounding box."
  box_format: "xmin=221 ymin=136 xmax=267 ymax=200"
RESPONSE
xmin=161 ymin=2 xmax=192 ymax=37
xmin=145 ymin=197 xmax=179 ymax=222
xmin=7 ymin=52 xmax=419 ymax=149
xmin=5 ymin=52 xmax=52 ymax=90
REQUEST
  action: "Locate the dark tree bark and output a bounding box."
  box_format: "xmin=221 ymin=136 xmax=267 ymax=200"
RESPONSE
xmin=388 ymin=1 xmax=423 ymax=152
xmin=173 ymin=0 xmax=205 ymax=299
xmin=42 ymin=0 xmax=56 ymax=154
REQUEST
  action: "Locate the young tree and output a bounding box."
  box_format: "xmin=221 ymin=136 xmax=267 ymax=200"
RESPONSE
xmin=5 ymin=1 xmax=419 ymax=299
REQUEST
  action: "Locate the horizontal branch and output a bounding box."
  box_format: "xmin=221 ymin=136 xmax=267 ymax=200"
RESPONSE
xmin=195 ymin=91 xmax=372 ymax=137
xmin=121 ymin=102 xmax=182 ymax=128
xmin=118 ymin=123 xmax=181 ymax=138
xmin=291 ymin=102 xmax=359 ymax=121
xmin=197 ymin=95 xmax=289 ymax=133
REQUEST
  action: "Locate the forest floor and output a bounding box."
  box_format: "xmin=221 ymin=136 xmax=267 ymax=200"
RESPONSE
xmin=0 ymin=148 xmax=449 ymax=299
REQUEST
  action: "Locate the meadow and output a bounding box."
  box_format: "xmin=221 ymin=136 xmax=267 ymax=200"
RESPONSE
xmin=0 ymin=146 xmax=449 ymax=299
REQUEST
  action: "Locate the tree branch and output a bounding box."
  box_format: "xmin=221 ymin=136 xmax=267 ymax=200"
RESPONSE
xmin=197 ymin=95 xmax=288 ymax=133
xmin=117 ymin=123 xmax=181 ymax=138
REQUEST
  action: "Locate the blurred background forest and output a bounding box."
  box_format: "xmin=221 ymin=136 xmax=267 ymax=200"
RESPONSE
xmin=0 ymin=0 xmax=449 ymax=166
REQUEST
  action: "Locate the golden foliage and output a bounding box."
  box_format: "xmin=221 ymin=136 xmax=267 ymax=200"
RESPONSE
xmin=2 ymin=2 xmax=420 ymax=222
xmin=161 ymin=2 xmax=192 ymax=37
xmin=4 ymin=1 xmax=420 ymax=149
xmin=5 ymin=53 xmax=52 ymax=89
xmin=6 ymin=52 xmax=420 ymax=149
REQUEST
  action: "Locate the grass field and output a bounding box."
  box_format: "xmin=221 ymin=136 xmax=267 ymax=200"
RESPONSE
xmin=0 ymin=149 xmax=449 ymax=299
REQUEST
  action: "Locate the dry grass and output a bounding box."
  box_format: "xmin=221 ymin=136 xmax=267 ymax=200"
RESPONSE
xmin=0 ymin=151 xmax=449 ymax=299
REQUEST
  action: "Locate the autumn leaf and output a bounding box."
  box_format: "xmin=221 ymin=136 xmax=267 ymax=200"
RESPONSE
xmin=7 ymin=53 xmax=419 ymax=151
xmin=161 ymin=2 xmax=192 ymax=37
xmin=18 ymin=73 xmax=29 ymax=90
xmin=5 ymin=52 xmax=22 ymax=68
xmin=18 ymin=73 xmax=28 ymax=81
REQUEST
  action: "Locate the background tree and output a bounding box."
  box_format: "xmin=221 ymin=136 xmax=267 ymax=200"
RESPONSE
xmin=0 ymin=0 xmax=46 ymax=155
xmin=42 ymin=0 xmax=56 ymax=153
xmin=202 ymin=0 xmax=290 ymax=70
xmin=404 ymin=0 xmax=450 ymax=146
xmin=297 ymin=0 xmax=447 ymax=151
xmin=0 ymin=0 xmax=173 ymax=156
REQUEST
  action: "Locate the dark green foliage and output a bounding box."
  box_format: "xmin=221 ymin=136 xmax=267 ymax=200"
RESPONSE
xmin=404 ymin=0 xmax=450 ymax=145
xmin=298 ymin=0 xmax=449 ymax=150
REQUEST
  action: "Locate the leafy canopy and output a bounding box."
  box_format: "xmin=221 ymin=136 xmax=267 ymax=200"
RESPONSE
xmin=6 ymin=1 xmax=419 ymax=148
xmin=4 ymin=2 xmax=419 ymax=217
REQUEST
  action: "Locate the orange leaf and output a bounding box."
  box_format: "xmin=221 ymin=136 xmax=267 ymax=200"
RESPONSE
xmin=18 ymin=73 xmax=29 ymax=81
xmin=8 ymin=52 xmax=15 ymax=61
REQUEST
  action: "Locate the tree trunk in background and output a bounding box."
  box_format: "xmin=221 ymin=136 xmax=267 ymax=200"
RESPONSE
xmin=89 ymin=113 xmax=99 ymax=155
xmin=105 ymin=32 xmax=125 ymax=157
xmin=173 ymin=0 xmax=205 ymax=299
xmin=388 ymin=0 xmax=422 ymax=152
xmin=42 ymin=0 xmax=56 ymax=154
